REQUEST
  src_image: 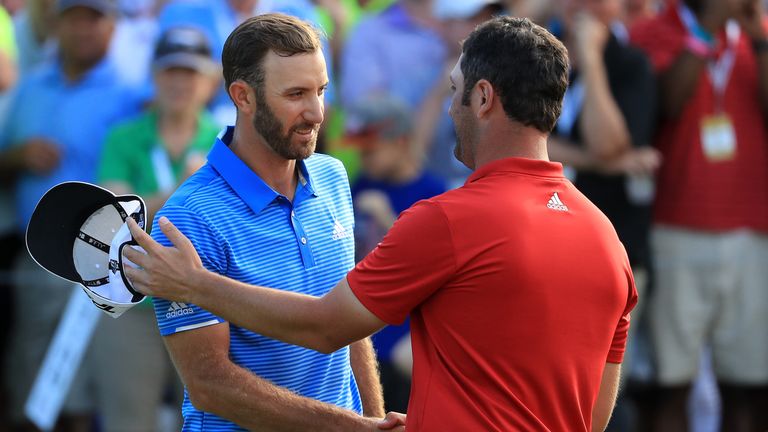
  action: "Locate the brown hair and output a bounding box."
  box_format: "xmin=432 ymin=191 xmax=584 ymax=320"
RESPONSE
xmin=461 ymin=16 xmax=569 ymax=133
xmin=222 ymin=13 xmax=322 ymax=100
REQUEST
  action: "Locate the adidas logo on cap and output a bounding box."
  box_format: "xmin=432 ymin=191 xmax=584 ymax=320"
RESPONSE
xmin=547 ymin=192 xmax=569 ymax=212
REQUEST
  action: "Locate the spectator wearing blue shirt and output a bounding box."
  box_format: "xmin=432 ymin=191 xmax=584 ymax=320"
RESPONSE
xmin=345 ymin=95 xmax=446 ymax=413
xmin=0 ymin=0 xmax=141 ymax=429
xmin=144 ymin=14 xmax=385 ymax=430
xmin=340 ymin=0 xmax=445 ymax=111
xmin=158 ymin=0 xmax=335 ymax=126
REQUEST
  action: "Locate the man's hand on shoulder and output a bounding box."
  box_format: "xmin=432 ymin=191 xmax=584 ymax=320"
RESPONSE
xmin=123 ymin=216 xmax=207 ymax=303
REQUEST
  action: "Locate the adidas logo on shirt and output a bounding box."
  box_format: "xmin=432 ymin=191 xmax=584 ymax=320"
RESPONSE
xmin=547 ymin=192 xmax=569 ymax=212
xmin=166 ymin=301 xmax=195 ymax=319
xmin=331 ymin=219 xmax=352 ymax=241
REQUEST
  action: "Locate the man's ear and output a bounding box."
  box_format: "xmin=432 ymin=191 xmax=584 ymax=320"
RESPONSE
xmin=229 ymin=80 xmax=256 ymax=116
xmin=474 ymin=79 xmax=494 ymax=119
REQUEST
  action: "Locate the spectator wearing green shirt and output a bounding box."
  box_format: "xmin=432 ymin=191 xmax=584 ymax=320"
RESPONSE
xmin=91 ymin=26 xmax=220 ymax=432
xmin=99 ymin=26 xmax=220 ymax=222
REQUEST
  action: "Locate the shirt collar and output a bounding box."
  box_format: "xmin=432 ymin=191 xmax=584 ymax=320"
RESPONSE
xmin=466 ymin=157 xmax=564 ymax=185
xmin=207 ymin=126 xmax=317 ymax=214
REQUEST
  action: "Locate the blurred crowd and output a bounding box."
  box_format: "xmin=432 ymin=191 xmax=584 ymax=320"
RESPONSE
xmin=0 ymin=0 xmax=766 ymax=431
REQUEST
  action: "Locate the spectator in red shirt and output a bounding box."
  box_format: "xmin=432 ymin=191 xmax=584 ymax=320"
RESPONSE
xmin=125 ymin=16 xmax=638 ymax=432
xmin=631 ymin=1 xmax=768 ymax=431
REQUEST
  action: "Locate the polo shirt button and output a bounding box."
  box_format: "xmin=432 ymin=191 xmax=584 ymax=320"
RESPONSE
xmin=300 ymin=237 xmax=307 ymax=244
xmin=291 ymin=211 xmax=295 ymax=218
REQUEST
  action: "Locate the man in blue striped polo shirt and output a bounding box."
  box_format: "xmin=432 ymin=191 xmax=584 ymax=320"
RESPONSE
xmin=149 ymin=14 xmax=384 ymax=430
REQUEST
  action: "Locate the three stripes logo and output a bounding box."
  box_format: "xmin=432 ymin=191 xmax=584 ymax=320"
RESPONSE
xmin=331 ymin=219 xmax=352 ymax=241
xmin=547 ymin=192 xmax=569 ymax=212
xmin=166 ymin=302 xmax=195 ymax=319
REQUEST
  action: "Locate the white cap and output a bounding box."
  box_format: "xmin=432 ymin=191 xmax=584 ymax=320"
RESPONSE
xmin=27 ymin=182 xmax=148 ymax=318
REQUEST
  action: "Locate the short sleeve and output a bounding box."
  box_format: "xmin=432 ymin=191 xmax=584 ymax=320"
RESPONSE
xmin=97 ymin=125 xmax=133 ymax=185
xmin=606 ymin=261 xmax=639 ymax=364
xmin=151 ymin=204 xmax=228 ymax=336
xmin=347 ymin=199 xmax=455 ymax=325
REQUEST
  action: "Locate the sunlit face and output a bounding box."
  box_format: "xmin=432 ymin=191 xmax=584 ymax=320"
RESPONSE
xmin=154 ymin=67 xmax=216 ymax=114
xmin=253 ymin=50 xmax=328 ymax=160
xmin=57 ymin=7 xmax=114 ymax=66
xmin=448 ymin=55 xmax=477 ymax=170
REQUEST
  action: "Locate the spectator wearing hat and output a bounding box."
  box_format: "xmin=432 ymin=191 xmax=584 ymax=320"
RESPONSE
xmin=0 ymin=0 xmax=141 ymax=429
xmin=345 ymin=95 xmax=446 ymax=413
xmin=90 ymin=26 xmax=221 ymax=432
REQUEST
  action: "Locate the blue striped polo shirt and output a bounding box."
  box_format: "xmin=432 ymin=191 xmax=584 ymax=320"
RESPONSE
xmin=151 ymin=126 xmax=361 ymax=430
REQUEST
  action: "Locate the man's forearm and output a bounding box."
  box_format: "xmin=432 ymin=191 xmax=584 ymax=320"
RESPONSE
xmin=659 ymin=50 xmax=708 ymax=119
xmin=579 ymin=55 xmax=631 ymax=160
xmin=191 ymin=359 xmax=377 ymax=431
xmin=188 ymin=269 xmax=336 ymax=352
xmin=350 ymin=338 xmax=385 ymax=417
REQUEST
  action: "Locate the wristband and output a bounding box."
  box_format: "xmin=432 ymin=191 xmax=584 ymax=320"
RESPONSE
xmin=752 ymin=38 xmax=768 ymax=54
xmin=685 ymin=35 xmax=716 ymax=59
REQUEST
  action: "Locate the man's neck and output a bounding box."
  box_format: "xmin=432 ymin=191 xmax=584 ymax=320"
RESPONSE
xmin=61 ymin=57 xmax=100 ymax=83
xmin=229 ymin=122 xmax=298 ymax=201
xmin=472 ymin=122 xmax=550 ymax=170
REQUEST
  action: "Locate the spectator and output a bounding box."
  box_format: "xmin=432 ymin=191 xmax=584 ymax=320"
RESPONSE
xmin=0 ymin=0 xmax=141 ymax=429
xmin=631 ymin=1 xmax=768 ymax=430
xmin=547 ymin=0 xmax=659 ymax=429
xmin=340 ymin=0 xmax=444 ymax=112
xmin=345 ymin=95 xmax=446 ymax=412
xmin=0 ymin=4 xmax=16 ymax=90
xmin=13 ymin=0 xmax=57 ymax=74
xmin=91 ymin=26 xmax=221 ymax=431
xmin=108 ymin=0 xmax=160 ymax=88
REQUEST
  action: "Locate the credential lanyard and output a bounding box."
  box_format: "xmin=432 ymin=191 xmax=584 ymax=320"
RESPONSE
xmin=678 ymin=4 xmax=741 ymax=111
xmin=151 ymin=146 xmax=175 ymax=194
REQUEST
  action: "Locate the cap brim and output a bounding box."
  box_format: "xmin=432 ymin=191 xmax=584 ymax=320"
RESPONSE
xmin=26 ymin=182 xmax=118 ymax=283
xmin=153 ymin=53 xmax=218 ymax=75
xmin=58 ymin=1 xmax=117 ymax=16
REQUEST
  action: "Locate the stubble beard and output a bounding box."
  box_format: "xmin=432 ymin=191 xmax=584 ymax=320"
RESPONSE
xmin=252 ymin=96 xmax=318 ymax=161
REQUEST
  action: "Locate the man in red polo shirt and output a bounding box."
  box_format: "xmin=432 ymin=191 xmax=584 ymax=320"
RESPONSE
xmin=631 ymin=1 xmax=768 ymax=430
xmin=124 ymin=16 xmax=637 ymax=431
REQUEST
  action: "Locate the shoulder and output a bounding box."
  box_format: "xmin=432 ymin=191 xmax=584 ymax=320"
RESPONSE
xmin=105 ymin=112 xmax=153 ymax=144
xmin=165 ymin=165 xmax=228 ymax=212
xmin=305 ymin=153 xmax=350 ymax=185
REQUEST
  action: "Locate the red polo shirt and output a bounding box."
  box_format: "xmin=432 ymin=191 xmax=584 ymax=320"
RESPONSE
xmin=348 ymin=157 xmax=637 ymax=431
xmin=630 ymin=4 xmax=768 ymax=232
